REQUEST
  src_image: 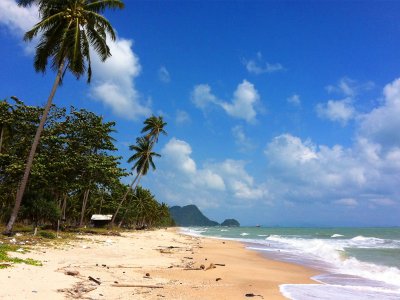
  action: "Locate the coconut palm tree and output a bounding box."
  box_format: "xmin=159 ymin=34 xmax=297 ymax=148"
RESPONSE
xmin=141 ymin=115 xmax=167 ymax=145
xmin=4 ymin=0 xmax=124 ymax=235
xmin=111 ymin=137 xmax=160 ymax=224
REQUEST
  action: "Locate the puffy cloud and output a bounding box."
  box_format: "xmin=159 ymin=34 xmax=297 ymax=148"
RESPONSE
xmin=316 ymin=98 xmax=356 ymax=125
xmin=287 ymin=94 xmax=301 ymax=106
xmin=221 ymin=80 xmax=260 ymax=123
xmin=318 ymin=78 xmax=375 ymax=125
xmin=90 ymin=37 xmax=151 ymax=120
xmin=243 ymin=52 xmax=284 ymax=75
xmin=153 ymin=138 xmax=267 ymax=208
xmin=158 ymin=66 xmax=171 ymax=83
xmin=358 ymin=78 xmax=400 ymax=148
xmin=192 ymin=80 xmax=260 ymax=123
xmin=162 ymin=138 xmax=197 ymax=174
xmin=0 ymin=0 xmax=38 ymax=36
xmin=0 ymin=0 xmax=39 ymax=53
xmin=191 ymin=84 xmax=218 ymax=109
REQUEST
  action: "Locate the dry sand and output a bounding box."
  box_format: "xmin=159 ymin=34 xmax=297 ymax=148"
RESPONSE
xmin=0 ymin=228 xmax=317 ymax=299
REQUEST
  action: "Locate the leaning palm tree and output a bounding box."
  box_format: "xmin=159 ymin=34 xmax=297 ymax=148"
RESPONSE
xmin=111 ymin=137 xmax=161 ymax=224
xmin=4 ymin=0 xmax=124 ymax=235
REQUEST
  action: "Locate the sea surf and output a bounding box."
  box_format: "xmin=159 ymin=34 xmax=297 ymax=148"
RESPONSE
xmin=181 ymin=227 xmax=400 ymax=300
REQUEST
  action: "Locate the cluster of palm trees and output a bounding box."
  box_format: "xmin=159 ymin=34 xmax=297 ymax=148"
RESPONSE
xmin=4 ymin=0 xmax=127 ymax=235
xmin=112 ymin=115 xmax=167 ymax=225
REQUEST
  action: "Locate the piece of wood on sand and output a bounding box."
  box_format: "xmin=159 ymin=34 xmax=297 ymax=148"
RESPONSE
xmin=111 ymin=284 xmax=164 ymax=288
xmin=88 ymin=276 xmax=101 ymax=285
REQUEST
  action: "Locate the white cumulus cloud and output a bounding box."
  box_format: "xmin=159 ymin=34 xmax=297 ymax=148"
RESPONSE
xmin=191 ymin=80 xmax=260 ymax=123
xmin=90 ymin=37 xmax=151 ymax=120
xmin=358 ymin=78 xmax=400 ymax=148
xmin=0 ymin=0 xmax=39 ymax=53
xmin=316 ymin=98 xmax=356 ymax=125
xmin=0 ymin=0 xmax=38 ymax=36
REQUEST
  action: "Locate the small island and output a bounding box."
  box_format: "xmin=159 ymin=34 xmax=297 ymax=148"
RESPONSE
xmin=221 ymin=219 xmax=240 ymax=227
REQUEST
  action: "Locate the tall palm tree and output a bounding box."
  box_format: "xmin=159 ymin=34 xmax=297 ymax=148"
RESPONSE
xmin=4 ymin=0 xmax=124 ymax=235
xmin=141 ymin=115 xmax=167 ymax=145
xmin=111 ymin=137 xmax=160 ymax=224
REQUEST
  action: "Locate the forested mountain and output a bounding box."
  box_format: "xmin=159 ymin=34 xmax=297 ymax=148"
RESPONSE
xmin=169 ymin=205 xmax=219 ymax=226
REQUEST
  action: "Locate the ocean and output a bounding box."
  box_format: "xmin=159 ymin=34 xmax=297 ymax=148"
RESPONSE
xmin=181 ymin=226 xmax=400 ymax=300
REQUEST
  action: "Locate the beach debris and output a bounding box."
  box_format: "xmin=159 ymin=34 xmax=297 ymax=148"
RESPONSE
xmin=64 ymin=269 xmax=80 ymax=276
xmin=111 ymin=284 xmax=164 ymax=288
xmin=214 ymin=263 xmax=225 ymax=266
xmin=88 ymin=276 xmax=101 ymax=285
xmin=216 ymin=278 xmax=222 ymax=281
xmin=184 ymin=256 xmax=193 ymax=259
xmin=159 ymin=249 xmax=172 ymax=254
xmin=245 ymin=293 xmax=264 ymax=298
xmin=200 ymin=264 xmax=205 ymax=270
xmin=58 ymin=282 xmax=97 ymax=298
xmin=205 ymin=263 xmax=216 ymax=271
xmin=145 ymin=272 xmax=150 ymax=277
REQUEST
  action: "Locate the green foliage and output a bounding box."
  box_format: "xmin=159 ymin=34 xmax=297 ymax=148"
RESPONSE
xmin=169 ymin=205 xmax=219 ymax=227
xmin=1 ymin=98 xmax=171 ymax=230
xmin=0 ymin=244 xmax=42 ymax=268
xmin=38 ymin=231 xmax=57 ymax=239
xmin=18 ymin=0 xmax=124 ymax=83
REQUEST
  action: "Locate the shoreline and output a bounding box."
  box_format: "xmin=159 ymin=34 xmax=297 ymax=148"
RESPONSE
xmin=0 ymin=228 xmax=318 ymax=299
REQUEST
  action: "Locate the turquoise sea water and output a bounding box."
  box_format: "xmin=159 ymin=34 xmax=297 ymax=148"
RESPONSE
xmin=181 ymin=227 xmax=400 ymax=300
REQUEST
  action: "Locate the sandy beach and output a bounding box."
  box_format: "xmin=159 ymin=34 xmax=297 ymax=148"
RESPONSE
xmin=0 ymin=229 xmax=317 ymax=299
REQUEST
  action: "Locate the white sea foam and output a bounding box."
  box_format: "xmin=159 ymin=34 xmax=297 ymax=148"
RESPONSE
xmin=179 ymin=227 xmax=206 ymax=237
xmin=280 ymin=284 xmax=400 ymax=300
xmin=240 ymin=233 xmax=249 ymax=236
xmin=263 ymin=235 xmax=400 ymax=288
xmin=331 ymin=234 xmax=344 ymax=238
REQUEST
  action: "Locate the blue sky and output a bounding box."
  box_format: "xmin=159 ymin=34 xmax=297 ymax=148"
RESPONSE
xmin=1 ymin=0 xmax=400 ymax=226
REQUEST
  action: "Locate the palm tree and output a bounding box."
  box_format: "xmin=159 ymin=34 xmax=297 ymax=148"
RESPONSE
xmin=141 ymin=115 xmax=167 ymax=145
xmin=111 ymin=137 xmax=160 ymax=224
xmin=4 ymin=0 xmax=124 ymax=235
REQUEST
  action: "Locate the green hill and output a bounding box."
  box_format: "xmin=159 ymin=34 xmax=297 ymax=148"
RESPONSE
xmin=169 ymin=205 xmax=219 ymax=226
xmin=221 ymin=219 xmax=240 ymax=227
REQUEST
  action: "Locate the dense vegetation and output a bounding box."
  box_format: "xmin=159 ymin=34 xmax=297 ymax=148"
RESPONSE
xmin=169 ymin=205 xmax=219 ymax=227
xmin=221 ymin=219 xmax=240 ymax=227
xmin=0 ymin=98 xmax=174 ymax=232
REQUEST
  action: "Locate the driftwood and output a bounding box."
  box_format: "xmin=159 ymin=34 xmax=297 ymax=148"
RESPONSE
xmin=214 ymin=263 xmax=225 ymax=266
xmin=183 ymin=268 xmax=203 ymax=271
xmin=88 ymin=276 xmax=101 ymax=285
xmin=111 ymin=284 xmax=163 ymax=288
xmin=109 ymin=265 xmax=142 ymax=269
xmin=205 ymin=263 xmax=216 ymax=271
xmin=245 ymin=293 xmax=264 ymax=299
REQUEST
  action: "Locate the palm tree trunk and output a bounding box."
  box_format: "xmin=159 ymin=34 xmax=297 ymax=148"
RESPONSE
xmin=3 ymin=60 xmax=66 ymax=236
xmin=0 ymin=126 xmax=4 ymax=154
xmin=79 ymin=189 xmax=90 ymax=227
xmin=61 ymin=193 xmax=67 ymax=220
xmin=111 ymin=172 xmax=140 ymax=224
